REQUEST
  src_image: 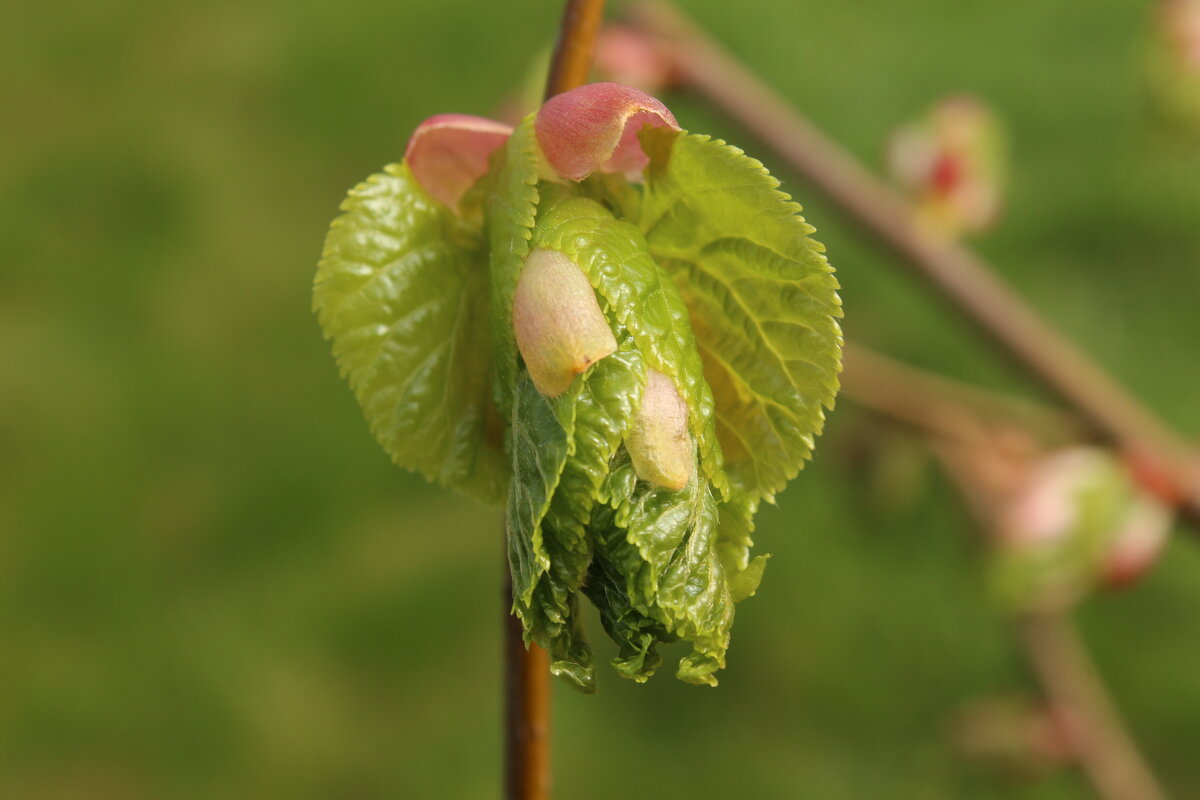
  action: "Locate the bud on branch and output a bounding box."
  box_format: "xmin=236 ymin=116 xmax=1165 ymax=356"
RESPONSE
xmin=627 ymin=369 xmax=693 ymax=491
xmin=512 ymin=247 xmax=618 ymax=397
xmin=535 ymin=82 xmax=680 ymax=181
xmin=404 ymin=114 xmax=513 ymax=212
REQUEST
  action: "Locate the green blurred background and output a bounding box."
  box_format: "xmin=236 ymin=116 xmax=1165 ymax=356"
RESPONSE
xmin=4 ymin=0 xmax=1200 ymax=797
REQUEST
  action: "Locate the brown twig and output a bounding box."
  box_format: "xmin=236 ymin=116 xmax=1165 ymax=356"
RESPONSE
xmin=504 ymin=2 xmax=608 ymax=798
xmin=545 ymin=0 xmax=608 ymax=99
xmin=1018 ymin=613 xmax=1170 ymax=800
xmin=504 ymin=571 xmax=552 ymax=800
xmin=624 ymin=0 xmax=1200 ymax=530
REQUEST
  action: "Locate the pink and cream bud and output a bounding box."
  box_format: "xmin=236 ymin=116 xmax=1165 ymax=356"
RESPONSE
xmin=535 ymin=82 xmax=680 ymax=181
xmin=512 ymin=248 xmax=617 ymax=397
xmin=404 ymin=114 xmax=513 ymax=213
xmin=626 ymin=369 xmax=693 ymax=491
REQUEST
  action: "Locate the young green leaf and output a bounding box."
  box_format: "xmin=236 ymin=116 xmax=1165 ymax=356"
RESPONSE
xmin=597 ymin=452 xmax=733 ymax=686
xmin=639 ymin=127 xmax=843 ymax=508
xmin=531 ymin=194 xmax=729 ymax=498
xmin=487 ymin=115 xmax=541 ymax=415
xmin=314 ymin=163 xmax=507 ymax=506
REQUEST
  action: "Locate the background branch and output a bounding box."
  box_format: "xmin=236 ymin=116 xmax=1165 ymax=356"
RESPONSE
xmin=1018 ymin=613 xmax=1170 ymax=800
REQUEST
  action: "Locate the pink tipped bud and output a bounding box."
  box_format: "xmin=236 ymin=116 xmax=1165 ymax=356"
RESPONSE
xmin=404 ymin=114 xmax=513 ymax=213
xmin=535 ymin=82 xmax=680 ymax=181
xmin=512 ymin=248 xmax=617 ymax=397
xmin=886 ymin=95 xmax=1006 ymax=237
xmin=1162 ymin=0 xmax=1200 ymax=71
xmin=626 ymin=369 xmax=693 ymax=490
xmin=1101 ymin=494 xmax=1172 ymax=588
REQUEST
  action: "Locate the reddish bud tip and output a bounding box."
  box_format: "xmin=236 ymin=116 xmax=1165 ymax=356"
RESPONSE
xmin=404 ymin=114 xmax=513 ymax=212
xmin=626 ymin=369 xmax=693 ymax=490
xmin=535 ymin=82 xmax=680 ymax=181
xmin=512 ymin=248 xmax=617 ymax=397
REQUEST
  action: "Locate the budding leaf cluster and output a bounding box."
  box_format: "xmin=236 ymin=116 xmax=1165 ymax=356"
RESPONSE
xmin=314 ymin=83 xmax=843 ymax=689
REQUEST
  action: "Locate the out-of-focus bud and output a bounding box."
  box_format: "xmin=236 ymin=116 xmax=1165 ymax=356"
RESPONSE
xmin=594 ymin=25 xmax=681 ymax=94
xmin=626 ymin=369 xmax=693 ymax=490
xmin=953 ymin=695 xmax=1076 ymax=777
xmin=404 ymin=114 xmax=513 ymax=213
xmin=1164 ymin=0 xmax=1200 ymax=70
xmin=886 ymin=95 xmax=1007 ymax=238
xmin=991 ymin=447 xmax=1174 ymax=611
xmin=535 ymin=82 xmax=680 ymax=181
xmin=1146 ymin=0 xmax=1200 ymax=133
xmin=1101 ymin=493 xmax=1172 ymax=588
xmin=512 ymin=248 xmax=617 ymax=397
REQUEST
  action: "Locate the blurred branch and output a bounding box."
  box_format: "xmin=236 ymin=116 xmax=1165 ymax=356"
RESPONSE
xmin=505 ymin=2 xmax=608 ymax=798
xmin=1018 ymin=613 xmax=1170 ymax=800
xmin=842 ymin=342 xmax=1087 ymax=447
xmin=845 ymin=346 xmax=1171 ymax=800
xmin=624 ymin=0 xmax=1200 ymax=533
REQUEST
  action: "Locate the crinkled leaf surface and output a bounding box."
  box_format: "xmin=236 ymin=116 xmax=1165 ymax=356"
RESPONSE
xmin=532 ymin=194 xmax=728 ymax=497
xmin=487 ymin=114 xmax=540 ymax=416
xmin=595 ymin=451 xmax=731 ymax=686
xmin=314 ymin=162 xmax=506 ymax=505
xmin=639 ymin=127 xmax=843 ymax=506
xmin=317 ymin=104 xmax=842 ymax=691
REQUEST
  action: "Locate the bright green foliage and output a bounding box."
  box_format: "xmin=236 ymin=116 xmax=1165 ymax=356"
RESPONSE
xmin=487 ymin=115 xmax=541 ymax=417
xmin=639 ymin=127 xmax=843 ymax=506
xmin=532 ymin=195 xmax=727 ymax=497
xmin=314 ymin=163 xmax=507 ymax=506
xmin=316 ymin=107 xmax=842 ymax=689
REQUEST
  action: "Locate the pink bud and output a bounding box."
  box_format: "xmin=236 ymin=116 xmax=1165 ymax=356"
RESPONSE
xmin=535 ymin=82 xmax=680 ymax=181
xmin=512 ymin=248 xmax=617 ymax=397
xmin=886 ymin=95 xmax=1006 ymax=237
xmin=1102 ymin=495 xmax=1172 ymax=588
xmin=1162 ymin=0 xmax=1200 ymax=71
xmin=626 ymin=369 xmax=693 ymax=491
xmin=404 ymin=114 xmax=513 ymax=212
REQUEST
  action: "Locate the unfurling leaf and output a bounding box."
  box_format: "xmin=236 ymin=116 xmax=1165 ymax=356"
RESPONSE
xmin=316 ymin=83 xmax=843 ymax=689
xmin=512 ymin=248 xmax=618 ymax=397
xmin=314 ymin=162 xmax=507 ymax=506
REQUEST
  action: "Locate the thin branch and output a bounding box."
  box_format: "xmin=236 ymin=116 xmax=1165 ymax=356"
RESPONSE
xmin=846 ymin=349 xmax=1170 ymax=800
xmin=1017 ymin=613 xmax=1170 ymax=800
xmin=545 ymin=0 xmax=608 ymax=100
xmin=504 ymin=3 xmax=608 ymax=799
xmin=624 ymin=0 xmax=1200 ymax=531
xmin=842 ymin=342 xmax=1087 ymax=447
xmin=505 ymin=571 xmax=552 ymax=800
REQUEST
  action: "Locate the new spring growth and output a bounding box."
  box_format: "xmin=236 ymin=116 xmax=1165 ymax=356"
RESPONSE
xmin=512 ymin=247 xmax=617 ymax=397
xmin=626 ymin=369 xmax=693 ymax=490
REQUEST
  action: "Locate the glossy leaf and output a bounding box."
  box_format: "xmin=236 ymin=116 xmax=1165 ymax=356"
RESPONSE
xmin=487 ymin=114 xmax=541 ymax=415
xmin=314 ymin=163 xmax=507 ymax=505
xmin=531 ymin=194 xmax=729 ymax=497
xmin=597 ymin=452 xmax=733 ymax=686
xmin=639 ymin=127 xmax=843 ymax=508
